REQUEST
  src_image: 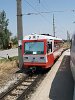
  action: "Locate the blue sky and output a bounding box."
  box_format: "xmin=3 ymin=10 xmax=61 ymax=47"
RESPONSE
xmin=0 ymin=0 xmax=75 ymax=39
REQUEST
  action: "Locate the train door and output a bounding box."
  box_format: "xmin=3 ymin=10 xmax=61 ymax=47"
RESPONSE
xmin=47 ymin=40 xmax=53 ymax=54
xmin=46 ymin=40 xmax=54 ymax=68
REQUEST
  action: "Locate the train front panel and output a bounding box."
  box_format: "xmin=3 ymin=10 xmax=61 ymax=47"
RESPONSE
xmin=22 ymin=39 xmax=49 ymax=69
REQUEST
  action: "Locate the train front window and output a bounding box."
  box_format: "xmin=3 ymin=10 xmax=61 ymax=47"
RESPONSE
xmin=24 ymin=42 xmax=44 ymax=54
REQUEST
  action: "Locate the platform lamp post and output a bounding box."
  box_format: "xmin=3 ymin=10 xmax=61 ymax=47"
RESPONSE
xmin=16 ymin=0 xmax=23 ymax=68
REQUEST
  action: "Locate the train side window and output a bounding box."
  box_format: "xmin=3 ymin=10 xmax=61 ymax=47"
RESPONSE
xmin=54 ymin=41 xmax=62 ymax=51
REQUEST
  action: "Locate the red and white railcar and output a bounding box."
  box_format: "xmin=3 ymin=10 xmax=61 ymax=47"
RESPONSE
xmin=22 ymin=33 xmax=63 ymax=70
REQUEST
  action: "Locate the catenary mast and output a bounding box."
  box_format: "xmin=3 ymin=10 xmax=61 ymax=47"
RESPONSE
xmin=16 ymin=0 xmax=23 ymax=68
xmin=53 ymin=14 xmax=55 ymax=37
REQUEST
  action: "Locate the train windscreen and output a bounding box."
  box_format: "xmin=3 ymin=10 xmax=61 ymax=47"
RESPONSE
xmin=24 ymin=42 xmax=44 ymax=54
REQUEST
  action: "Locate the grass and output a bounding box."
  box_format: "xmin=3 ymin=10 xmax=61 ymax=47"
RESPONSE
xmin=0 ymin=56 xmax=19 ymax=86
xmin=0 ymin=56 xmax=19 ymax=76
xmin=0 ymin=56 xmax=18 ymax=62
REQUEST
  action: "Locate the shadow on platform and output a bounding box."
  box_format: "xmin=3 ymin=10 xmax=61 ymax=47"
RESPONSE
xmin=49 ymin=56 xmax=74 ymax=100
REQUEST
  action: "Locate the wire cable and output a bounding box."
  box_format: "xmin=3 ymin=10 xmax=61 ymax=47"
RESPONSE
xmin=23 ymin=0 xmax=51 ymax=24
xmin=22 ymin=9 xmax=75 ymax=15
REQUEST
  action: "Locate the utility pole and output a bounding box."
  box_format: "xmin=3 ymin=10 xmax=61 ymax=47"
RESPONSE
xmin=39 ymin=0 xmax=40 ymax=3
xmin=67 ymin=31 xmax=70 ymax=42
xmin=53 ymin=14 xmax=55 ymax=37
xmin=67 ymin=31 xmax=70 ymax=48
xmin=16 ymin=0 xmax=23 ymax=68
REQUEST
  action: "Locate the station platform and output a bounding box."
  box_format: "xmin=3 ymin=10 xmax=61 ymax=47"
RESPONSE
xmin=29 ymin=49 xmax=74 ymax=100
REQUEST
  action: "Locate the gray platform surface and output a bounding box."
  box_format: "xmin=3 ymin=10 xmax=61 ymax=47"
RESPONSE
xmin=49 ymin=55 xmax=74 ymax=100
xmin=0 ymin=48 xmax=18 ymax=59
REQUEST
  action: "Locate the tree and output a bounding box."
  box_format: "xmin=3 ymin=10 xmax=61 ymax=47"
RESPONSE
xmin=0 ymin=10 xmax=12 ymax=49
xmin=11 ymin=36 xmax=18 ymax=45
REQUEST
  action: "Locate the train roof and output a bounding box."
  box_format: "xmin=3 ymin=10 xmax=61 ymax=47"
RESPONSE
xmin=23 ymin=33 xmax=62 ymax=41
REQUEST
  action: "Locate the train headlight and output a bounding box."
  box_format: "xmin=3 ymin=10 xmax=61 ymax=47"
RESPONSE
xmin=24 ymin=57 xmax=28 ymax=59
xmin=40 ymin=57 xmax=44 ymax=59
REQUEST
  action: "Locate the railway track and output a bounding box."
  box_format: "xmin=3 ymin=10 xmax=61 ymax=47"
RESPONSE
xmin=0 ymin=74 xmax=46 ymax=100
